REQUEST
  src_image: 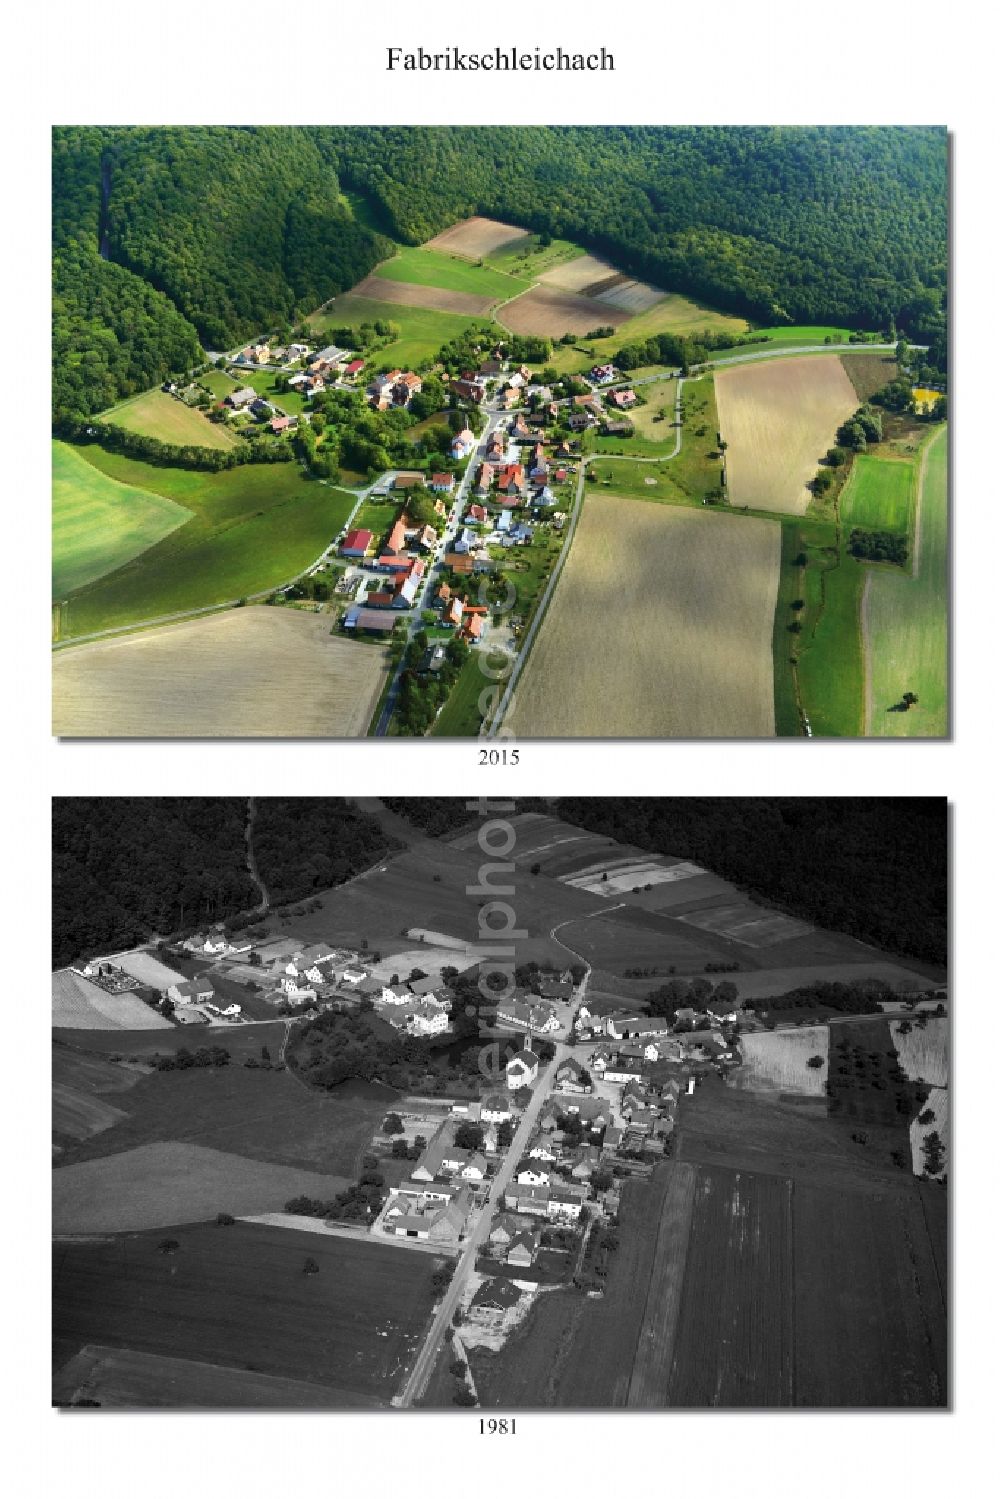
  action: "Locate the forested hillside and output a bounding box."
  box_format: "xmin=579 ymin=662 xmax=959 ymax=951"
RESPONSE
xmin=318 ymin=126 xmax=947 ymax=342
xmin=555 ymin=797 xmax=948 ymax=968
xmin=53 ymin=125 xmax=948 ymax=423
xmin=51 ymin=798 xmax=397 ymax=967
xmin=52 ymin=127 xmax=392 ymax=420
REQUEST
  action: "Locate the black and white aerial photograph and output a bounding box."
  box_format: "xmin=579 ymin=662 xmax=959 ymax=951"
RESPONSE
xmin=51 ymin=795 xmax=948 ymax=1410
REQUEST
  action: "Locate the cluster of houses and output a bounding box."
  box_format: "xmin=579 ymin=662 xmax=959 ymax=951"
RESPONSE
xmin=367 ymin=369 xmax=422 ymax=410
xmin=234 ymin=340 xmax=313 ymax=368
xmin=577 ymin=999 xmax=740 ymax=1072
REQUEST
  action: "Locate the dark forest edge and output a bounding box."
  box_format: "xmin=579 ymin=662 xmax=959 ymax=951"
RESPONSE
xmin=53 ymin=126 xmax=947 ymax=424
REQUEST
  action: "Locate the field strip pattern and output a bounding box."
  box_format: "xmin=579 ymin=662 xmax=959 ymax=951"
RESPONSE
xmin=675 ymin=903 xmax=813 ymax=946
xmin=627 ymin=1163 xmax=697 ymax=1407
xmin=564 ymin=861 xmax=706 ymax=896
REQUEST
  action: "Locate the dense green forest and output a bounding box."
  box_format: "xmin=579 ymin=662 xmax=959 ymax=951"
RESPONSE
xmin=51 ymin=798 xmax=397 ymax=967
xmin=52 ymin=127 xmax=391 ymax=420
xmin=555 ymin=798 xmax=948 ymax=968
xmin=53 ymin=126 xmax=948 ymax=422
xmin=319 ymin=126 xmax=947 ymax=342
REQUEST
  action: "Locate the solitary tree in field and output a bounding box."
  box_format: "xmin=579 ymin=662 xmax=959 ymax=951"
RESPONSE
xmin=806 ymin=1056 xmax=824 ymax=1069
xmin=158 ymin=1238 xmax=180 ymax=1254
xmin=901 ymin=691 xmax=919 ymax=710
xmin=303 ymin=1257 xmax=320 ymax=1275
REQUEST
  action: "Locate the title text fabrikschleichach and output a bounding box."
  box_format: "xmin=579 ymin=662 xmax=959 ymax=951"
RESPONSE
xmin=386 ymin=47 xmax=614 ymax=72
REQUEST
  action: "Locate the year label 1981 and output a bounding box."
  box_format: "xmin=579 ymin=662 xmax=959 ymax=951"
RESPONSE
xmin=479 ymin=1417 xmax=516 ymax=1434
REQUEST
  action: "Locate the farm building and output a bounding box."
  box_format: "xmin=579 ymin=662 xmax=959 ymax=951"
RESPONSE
xmin=340 ymin=529 xmax=374 ymax=558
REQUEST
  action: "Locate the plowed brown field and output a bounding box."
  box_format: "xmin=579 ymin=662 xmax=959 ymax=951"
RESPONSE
xmin=348 ymin=274 xmax=494 ymax=317
xmin=425 ymin=216 xmax=532 ymax=259
xmin=498 ymin=285 xmax=635 ymax=337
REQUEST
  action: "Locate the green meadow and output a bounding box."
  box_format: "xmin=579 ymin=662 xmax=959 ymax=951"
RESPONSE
xmin=310 ymin=294 xmax=481 ymax=370
xmin=374 ymin=246 xmax=530 ymax=301
xmin=53 ymin=441 xmax=192 ymax=600
xmin=841 ymin=453 xmax=915 ymax=533
xmin=58 ymin=447 xmax=357 ymax=637
xmin=864 ymin=427 xmax=948 ymax=736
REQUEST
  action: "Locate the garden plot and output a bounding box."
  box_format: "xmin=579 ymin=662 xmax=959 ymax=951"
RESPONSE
xmin=734 ymin=1028 xmax=829 ymax=1096
xmin=52 ymin=969 xmax=174 ymax=1031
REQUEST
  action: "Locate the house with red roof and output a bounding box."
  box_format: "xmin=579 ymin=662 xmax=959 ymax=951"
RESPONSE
xmin=445 ymin=597 xmax=465 ymax=628
xmin=475 ymin=463 xmax=495 ymax=495
xmin=610 ymin=388 xmax=637 ymax=409
xmin=343 ymin=358 xmax=365 ymax=378
xmin=431 ymin=472 xmax=455 ymax=493
xmin=385 ymin=518 xmax=407 ymax=554
xmin=340 ymin=528 xmax=373 ymax=558
xmin=466 ymin=503 xmax=488 ymax=524
xmin=463 ymin=612 xmax=485 ymax=642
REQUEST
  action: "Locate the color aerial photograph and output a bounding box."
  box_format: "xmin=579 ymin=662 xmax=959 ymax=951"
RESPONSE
xmin=52 ymin=796 xmax=948 ymax=1409
xmin=51 ymin=127 xmax=949 ymax=739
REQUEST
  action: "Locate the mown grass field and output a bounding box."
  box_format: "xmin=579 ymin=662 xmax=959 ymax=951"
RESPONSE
xmin=374 ymin=245 xmax=530 ymax=301
xmin=53 ymin=1345 xmax=362 ymax=1410
xmin=53 ymin=1221 xmax=439 ymax=1406
xmin=53 ymin=441 xmax=193 ymax=601
xmin=841 ymin=453 xmax=915 ymax=533
xmin=310 ymin=293 xmax=480 ymax=369
xmin=57 ymin=448 xmax=356 ymax=636
xmin=795 ymin=551 xmax=866 ymax=736
xmin=98 ymin=388 xmax=237 ymax=450
xmin=863 ymin=427 xmax=948 ymax=736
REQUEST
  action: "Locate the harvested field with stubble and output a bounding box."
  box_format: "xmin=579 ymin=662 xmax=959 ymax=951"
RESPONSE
xmin=734 ymin=1028 xmax=829 ymax=1096
xmin=890 ymin=1017 xmax=948 ymax=1086
xmin=716 ymin=355 xmax=859 ymax=514
xmin=53 ymin=607 xmax=387 ymax=737
xmin=506 ymin=498 xmax=780 ymax=737
xmin=52 ymin=969 xmax=174 ymax=1030
xmin=499 ymin=285 xmax=635 ymax=337
xmin=425 ymin=215 xmax=532 ymax=259
xmin=348 ymin=273 xmax=495 ymax=317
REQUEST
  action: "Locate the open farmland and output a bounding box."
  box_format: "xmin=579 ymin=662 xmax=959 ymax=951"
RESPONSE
xmin=53 ymin=441 xmax=192 ymax=601
xmin=890 ymin=1017 xmax=948 ymax=1085
xmin=52 ymin=1221 xmax=439 ymax=1406
xmin=538 ymin=253 xmax=665 ymax=313
xmin=54 ymin=1050 xmax=393 ymax=1178
xmin=53 ymin=607 xmax=387 ymax=737
xmin=863 ymin=426 xmax=948 ymax=736
xmin=424 ymin=216 xmax=532 ymax=259
xmin=673 ymin=900 xmax=813 ymax=947
xmin=374 ymin=245 xmax=529 ymax=301
xmin=54 ymin=1345 xmax=359 ymax=1410
xmin=55 ymin=447 xmax=356 ymax=637
xmin=52 ymin=969 xmax=174 ymax=1030
xmin=734 ymin=1028 xmax=829 ymax=1096
xmin=312 ymin=293 xmax=480 ymax=368
xmin=506 ymin=497 xmax=780 ymax=738
xmin=53 ymin=1047 xmax=146 ymax=1144
xmin=347 ymin=273 xmax=495 ymax=318
xmin=626 ymin=1163 xmax=697 ymax=1406
xmin=98 ymin=388 xmax=237 ymax=449
xmin=498 ymin=284 xmax=635 ymax=337
xmin=791 ymin=1182 xmax=946 ymax=1404
xmin=53 ymin=1141 xmax=352 ymax=1233
xmin=667 ymin=1166 xmax=794 ymax=1406
xmin=715 ymin=355 xmax=858 ymax=514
